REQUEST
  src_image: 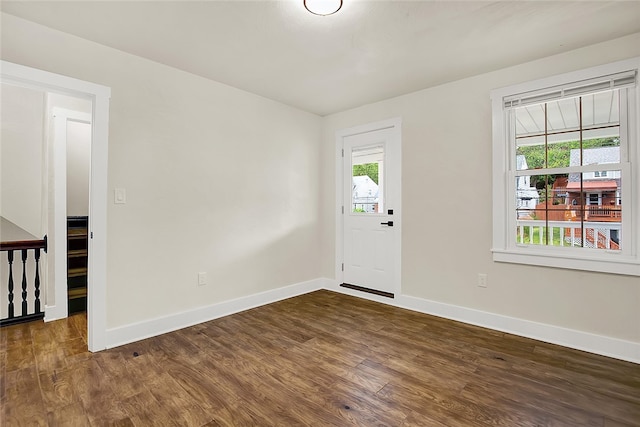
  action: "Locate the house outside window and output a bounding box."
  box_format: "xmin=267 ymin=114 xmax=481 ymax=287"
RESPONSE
xmin=352 ymin=175 xmax=379 ymax=213
xmin=491 ymin=58 xmax=640 ymax=276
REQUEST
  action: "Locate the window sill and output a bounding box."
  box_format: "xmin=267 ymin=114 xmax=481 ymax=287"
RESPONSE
xmin=492 ymin=248 xmax=640 ymax=276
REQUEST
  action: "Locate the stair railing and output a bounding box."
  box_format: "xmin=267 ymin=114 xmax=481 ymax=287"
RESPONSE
xmin=1 ymin=235 xmax=47 ymax=326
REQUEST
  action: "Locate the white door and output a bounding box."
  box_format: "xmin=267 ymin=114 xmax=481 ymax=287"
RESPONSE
xmin=52 ymin=109 xmax=92 ymax=321
xmin=340 ymin=120 xmax=401 ymax=297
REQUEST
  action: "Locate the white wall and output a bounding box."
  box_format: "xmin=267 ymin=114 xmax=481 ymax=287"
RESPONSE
xmin=1 ymin=12 xmax=323 ymax=329
xmin=66 ymin=120 xmax=91 ymax=216
xmin=0 ymin=83 xmax=45 ymax=237
xmin=321 ymin=33 xmax=640 ymax=344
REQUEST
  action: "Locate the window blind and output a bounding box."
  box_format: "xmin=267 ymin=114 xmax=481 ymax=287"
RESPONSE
xmin=503 ymin=70 xmax=636 ymax=109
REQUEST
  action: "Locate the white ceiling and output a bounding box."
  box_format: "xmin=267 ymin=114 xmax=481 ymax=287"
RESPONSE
xmin=1 ymin=0 xmax=639 ymax=116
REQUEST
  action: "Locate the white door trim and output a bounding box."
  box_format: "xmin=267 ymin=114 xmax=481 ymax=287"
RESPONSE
xmin=1 ymin=60 xmax=111 ymax=352
xmin=46 ymin=109 xmax=92 ymax=322
xmin=335 ymin=117 xmax=402 ymax=295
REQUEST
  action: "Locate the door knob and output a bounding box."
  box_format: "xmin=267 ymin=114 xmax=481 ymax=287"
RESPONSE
xmin=380 ymin=221 xmax=394 ymax=227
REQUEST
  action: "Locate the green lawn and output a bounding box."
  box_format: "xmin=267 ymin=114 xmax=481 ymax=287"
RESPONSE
xmin=518 ymin=226 xmax=566 ymax=246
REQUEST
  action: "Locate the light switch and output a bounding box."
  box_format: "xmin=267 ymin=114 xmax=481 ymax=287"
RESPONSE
xmin=114 ymin=188 xmax=126 ymax=204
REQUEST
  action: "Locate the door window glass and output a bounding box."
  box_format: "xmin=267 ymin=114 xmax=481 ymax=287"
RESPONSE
xmin=352 ymin=145 xmax=384 ymax=214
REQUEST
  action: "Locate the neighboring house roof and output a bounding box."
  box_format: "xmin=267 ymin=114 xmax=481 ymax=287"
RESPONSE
xmin=569 ymin=146 xmax=620 ymax=182
xmin=566 ymin=180 xmax=617 ymax=190
xmin=352 ymin=175 xmax=378 ymax=199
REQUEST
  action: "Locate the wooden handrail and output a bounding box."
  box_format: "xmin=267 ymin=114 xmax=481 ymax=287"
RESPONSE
xmin=0 ymin=237 xmax=47 ymax=252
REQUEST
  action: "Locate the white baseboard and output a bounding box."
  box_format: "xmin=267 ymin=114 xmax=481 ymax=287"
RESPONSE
xmin=105 ymin=278 xmax=323 ymax=349
xmin=104 ymin=277 xmax=639 ymax=364
xmin=324 ymin=279 xmax=640 ymax=364
xmin=44 ymin=304 xmax=66 ymax=322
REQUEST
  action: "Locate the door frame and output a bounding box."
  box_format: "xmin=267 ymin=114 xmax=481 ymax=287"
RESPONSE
xmin=49 ymin=109 xmax=92 ymax=322
xmin=335 ymin=117 xmax=402 ymax=297
xmin=1 ymin=60 xmax=111 ymax=352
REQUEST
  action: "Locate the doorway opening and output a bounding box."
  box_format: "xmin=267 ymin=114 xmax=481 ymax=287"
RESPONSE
xmin=51 ymin=106 xmax=92 ymax=316
xmin=1 ymin=60 xmax=110 ymax=352
xmin=60 ymin=110 xmax=92 ymax=314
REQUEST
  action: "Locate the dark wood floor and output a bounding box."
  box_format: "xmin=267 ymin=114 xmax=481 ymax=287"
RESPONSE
xmin=1 ymin=290 xmax=639 ymax=426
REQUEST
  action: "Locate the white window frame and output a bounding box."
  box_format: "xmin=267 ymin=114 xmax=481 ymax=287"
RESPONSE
xmin=491 ymin=57 xmax=640 ymax=276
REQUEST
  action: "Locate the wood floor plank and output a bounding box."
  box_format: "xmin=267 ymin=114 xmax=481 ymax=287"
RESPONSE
xmin=2 ymin=409 xmax=48 ymax=427
xmin=400 ymin=411 xmax=453 ymax=427
xmin=3 ymin=322 xmax=33 ymax=349
xmin=34 ymin=345 xmax=70 ymax=375
xmin=208 ymin=399 xmax=286 ymax=427
xmin=455 ymin=382 xmax=553 ymax=427
xmin=46 ymin=401 xmax=90 ymax=427
xmin=62 ymin=337 xmax=92 ymax=362
xmin=163 ymin=357 xmax=241 ymax=411
xmin=145 ymin=373 xmax=213 ymax=426
xmin=235 ymin=362 xmax=351 ymax=426
xmin=67 ymin=314 xmax=88 ymax=344
xmin=93 ymin=352 xmax=147 ymax=400
xmin=81 ymin=390 xmax=131 ymax=427
xmin=367 ymin=356 xmax=469 ymax=393
xmin=96 ymin=418 xmax=136 ymax=427
xmin=338 ymin=363 xmax=389 ymax=393
xmin=0 ymin=349 xmax=6 ymax=402
xmin=509 ymin=357 xmax=640 ymax=406
xmin=329 ymin=376 xmax=409 ymax=423
xmin=461 ymin=373 xmax=606 ymax=426
xmin=4 ymin=366 xmax=49 ymax=426
xmin=2 ymin=289 xmax=639 ymax=426
xmin=119 ymin=389 xmax=179 ymax=427
xmin=69 ymin=359 xmax=116 ymax=405
xmin=38 ymin=369 xmax=81 ymax=412
xmin=604 ymin=418 xmax=640 ymax=427
xmin=376 ymin=381 xmax=489 ymax=427
xmin=31 ymin=328 xmax=62 ymax=355
xmin=0 ymin=326 xmax=7 ymax=352
xmin=5 ymin=342 xmax=35 ymax=371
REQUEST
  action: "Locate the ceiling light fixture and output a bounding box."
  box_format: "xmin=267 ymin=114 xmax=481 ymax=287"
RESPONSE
xmin=304 ymin=0 xmax=342 ymax=16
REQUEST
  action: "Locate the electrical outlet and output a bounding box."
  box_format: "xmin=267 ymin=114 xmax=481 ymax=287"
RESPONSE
xmin=478 ymin=273 xmax=488 ymax=288
xmin=198 ymin=272 xmax=207 ymax=286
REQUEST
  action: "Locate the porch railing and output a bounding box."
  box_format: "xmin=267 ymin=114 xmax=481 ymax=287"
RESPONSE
xmin=1 ymin=236 xmax=47 ymax=326
xmin=586 ymin=205 xmax=621 ymax=220
xmin=516 ymin=220 xmax=620 ymax=250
